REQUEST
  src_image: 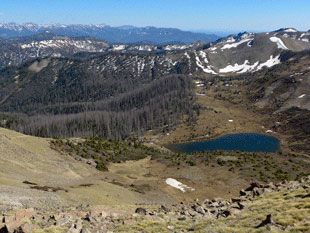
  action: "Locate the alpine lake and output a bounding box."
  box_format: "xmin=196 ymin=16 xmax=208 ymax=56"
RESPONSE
xmin=167 ymin=133 xmax=280 ymax=154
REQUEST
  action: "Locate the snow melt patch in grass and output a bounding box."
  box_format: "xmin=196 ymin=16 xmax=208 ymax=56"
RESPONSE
xmin=269 ymin=37 xmax=288 ymax=50
xmin=165 ymin=178 xmax=195 ymax=193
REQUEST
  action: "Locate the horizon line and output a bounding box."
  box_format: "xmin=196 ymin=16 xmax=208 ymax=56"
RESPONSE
xmin=0 ymin=22 xmax=308 ymax=34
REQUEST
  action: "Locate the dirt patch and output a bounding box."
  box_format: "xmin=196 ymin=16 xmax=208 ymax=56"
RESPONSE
xmin=28 ymin=58 xmax=50 ymax=73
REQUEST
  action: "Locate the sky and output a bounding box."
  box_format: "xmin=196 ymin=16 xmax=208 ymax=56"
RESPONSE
xmin=0 ymin=0 xmax=310 ymax=33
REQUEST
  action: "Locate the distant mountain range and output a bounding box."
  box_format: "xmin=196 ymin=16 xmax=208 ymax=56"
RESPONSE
xmin=0 ymin=27 xmax=309 ymax=72
xmin=0 ymin=23 xmax=220 ymax=44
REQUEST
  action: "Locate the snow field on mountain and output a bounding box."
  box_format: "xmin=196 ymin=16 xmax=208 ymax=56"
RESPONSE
xmin=269 ymin=37 xmax=289 ymax=50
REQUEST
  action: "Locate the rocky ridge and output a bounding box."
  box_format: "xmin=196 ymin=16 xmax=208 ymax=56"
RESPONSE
xmin=0 ymin=176 xmax=309 ymax=232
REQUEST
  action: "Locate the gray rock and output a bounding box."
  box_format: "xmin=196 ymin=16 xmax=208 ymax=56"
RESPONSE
xmin=196 ymin=206 xmax=206 ymax=215
xmin=245 ymin=182 xmax=263 ymax=192
xmin=240 ymin=189 xmax=247 ymax=196
xmin=160 ymin=205 xmax=169 ymax=213
xmin=253 ymin=187 xmax=262 ymax=197
xmin=255 ymin=214 xmax=272 ymax=228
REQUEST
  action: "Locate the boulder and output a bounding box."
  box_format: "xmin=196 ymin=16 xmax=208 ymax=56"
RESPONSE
xmin=264 ymin=182 xmax=275 ymax=190
xmin=240 ymin=189 xmax=247 ymax=196
xmin=255 ymin=214 xmax=272 ymax=228
xmin=178 ymin=216 xmax=186 ymax=221
xmin=0 ymin=225 xmax=8 ymax=233
xmin=202 ymin=199 xmax=210 ymax=205
xmin=160 ymin=205 xmax=169 ymax=213
xmin=217 ymin=210 xmax=231 ymax=218
xmin=2 ymin=209 xmax=36 ymax=233
xmin=188 ymin=210 xmax=197 ymax=217
xmin=253 ymin=187 xmax=262 ymax=197
xmin=262 ymin=188 xmax=273 ymax=193
xmin=196 ymin=206 xmax=206 ymax=215
xmin=14 ymin=223 xmax=39 ymax=233
xmin=135 ymin=208 xmax=147 ymax=215
xmin=245 ymin=182 xmax=263 ymax=192
xmin=80 ymin=229 xmax=92 ymax=233
xmin=229 ymin=208 xmax=242 ymax=216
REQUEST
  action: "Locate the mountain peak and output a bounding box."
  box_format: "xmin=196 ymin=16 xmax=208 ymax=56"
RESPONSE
xmin=274 ymin=28 xmax=298 ymax=33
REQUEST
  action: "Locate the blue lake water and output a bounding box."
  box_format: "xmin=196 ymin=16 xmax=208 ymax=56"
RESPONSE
xmin=168 ymin=133 xmax=280 ymax=154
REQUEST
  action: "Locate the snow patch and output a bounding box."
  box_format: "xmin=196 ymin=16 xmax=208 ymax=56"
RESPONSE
xmin=112 ymin=45 xmax=126 ymax=51
xmin=269 ymin=37 xmax=288 ymax=50
xmin=284 ymin=28 xmax=297 ymax=33
xmin=164 ymin=44 xmax=190 ymax=51
xmin=195 ymin=52 xmax=217 ymax=74
xmin=257 ymin=55 xmax=281 ymax=70
xmin=247 ymin=40 xmax=253 ymax=47
xmin=221 ymin=38 xmax=253 ymax=50
xmin=219 ymin=60 xmax=259 ymax=73
xmin=298 ymin=94 xmax=306 ymax=99
xmin=225 ymin=37 xmax=236 ymax=43
xmin=184 ymin=52 xmax=191 ymax=59
xmin=165 ymin=178 xmax=195 ymax=192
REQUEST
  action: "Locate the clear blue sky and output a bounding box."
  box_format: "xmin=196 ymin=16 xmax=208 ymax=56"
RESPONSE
xmin=1 ymin=0 xmax=310 ymax=32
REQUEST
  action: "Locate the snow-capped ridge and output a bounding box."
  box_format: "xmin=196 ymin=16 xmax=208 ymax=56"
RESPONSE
xmin=274 ymin=28 xmax=298 ymax=33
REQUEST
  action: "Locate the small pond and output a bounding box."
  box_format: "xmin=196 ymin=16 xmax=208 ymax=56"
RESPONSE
xmin=167 ymin=133 xmax=280 ymax=154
